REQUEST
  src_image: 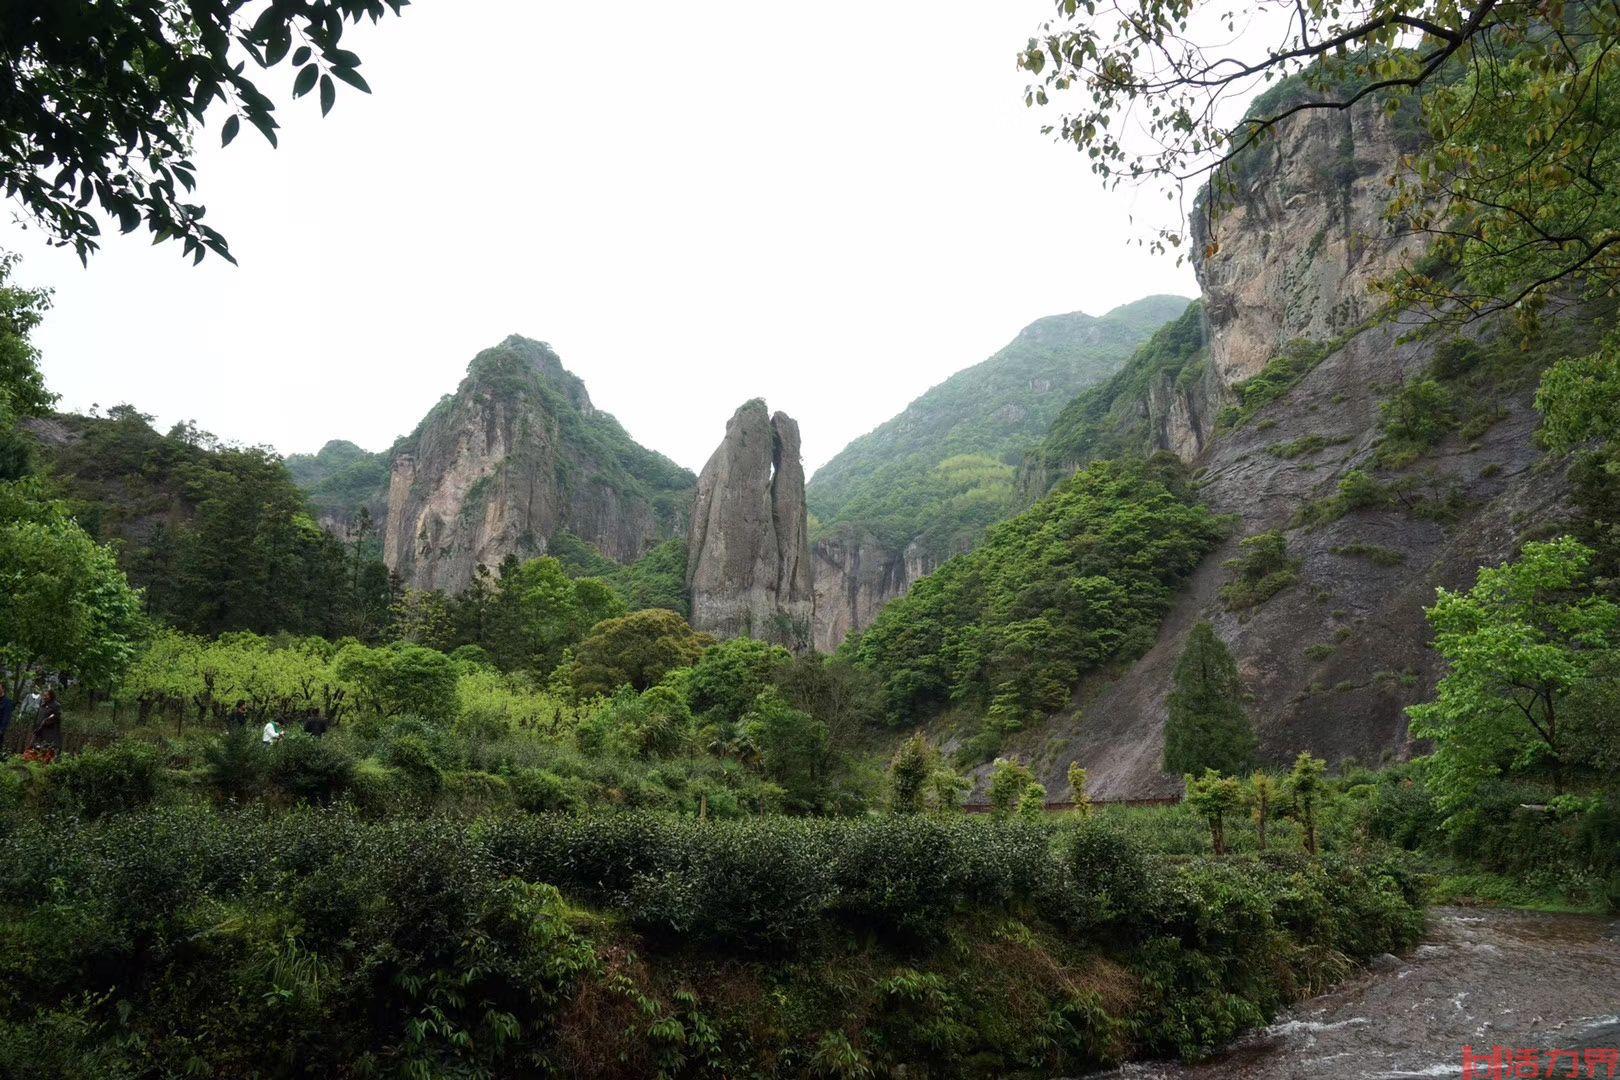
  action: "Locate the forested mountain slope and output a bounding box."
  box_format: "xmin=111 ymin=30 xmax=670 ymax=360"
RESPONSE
xmin=808 ymin=294 xmax=1189 ymax=551
xmin=25 ymin=408 xmax=391 ymax=638
xmin=806 ymin=294 xmax=1189 ymax=650
xmin=284 ymin=438 xmax=389 ymax=533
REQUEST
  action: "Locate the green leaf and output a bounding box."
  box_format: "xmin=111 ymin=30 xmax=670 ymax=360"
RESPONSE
xmin=319 ymin=74 xmax=336 ymax=116
xmin=221 ymin=115 xmax=241 ymax=147
xmin=293 ymin=63 xmax=319 ymax=98
xmin=330 ymin=65 xmax=371 ymax=94
xmin=293 ymin=46 xmax=312 ymax=66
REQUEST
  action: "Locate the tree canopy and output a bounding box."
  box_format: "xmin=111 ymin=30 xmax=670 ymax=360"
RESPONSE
xmin=0 ymin=508 xmax=145 ymax=695
xmin=1164 ymin=621 xmax=1256 ymax=776
xmin=856 ymin=457 xmax=1223 ymax=739
xmin=1 ymin=0 xmax=407 ymax=263
xmin=1408 ymin=537 xmax=1620 ymax=819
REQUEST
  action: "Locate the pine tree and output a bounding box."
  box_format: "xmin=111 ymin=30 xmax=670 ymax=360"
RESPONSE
xmin=1163 ymin=621 xmax=1256 ymax=776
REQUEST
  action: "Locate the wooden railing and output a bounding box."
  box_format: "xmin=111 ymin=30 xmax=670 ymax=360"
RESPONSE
xmin=961 ymin=796 xmax=1182 ymax=813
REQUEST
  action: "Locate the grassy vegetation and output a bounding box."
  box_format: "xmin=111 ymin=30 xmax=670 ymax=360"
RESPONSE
xmin=1266 ymin=434 xmax=1348 ymax=459
xmin=1216 ymin=338 xmax=1337 ymax=431
xmin=1332 ymin=541 xmax=1406 ymax=566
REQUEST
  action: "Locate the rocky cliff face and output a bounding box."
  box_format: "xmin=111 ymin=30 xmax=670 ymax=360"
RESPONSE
xmin=1152 ymin=103 xmax=1424 ymax=460
xmin=383 ymin=336 xmax=694 ymax=592
xmin=687 ymin=401 xmax=815 ymax=644
xmin=810 ymin=528 xmax=941 ymax=653
xmin=992 ymin=100 xmax=1578 ymax=799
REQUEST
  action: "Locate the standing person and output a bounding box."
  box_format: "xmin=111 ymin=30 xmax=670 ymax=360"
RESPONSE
xmin=0 ymin=683 xmax=12 ymax=756
xmin=261 ymin=717 xmax=283 ymax=745
xmin=20 ymin=681 xmax=41 ymax=726
xmin=228 ymin=700 xmax=251 ymax=730
xmin=33 ymin=689 xmax=63 ymax=758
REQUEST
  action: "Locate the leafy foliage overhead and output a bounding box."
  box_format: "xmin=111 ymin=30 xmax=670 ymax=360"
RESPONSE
xmin=1 ymin=0 xmax=408 ymax=263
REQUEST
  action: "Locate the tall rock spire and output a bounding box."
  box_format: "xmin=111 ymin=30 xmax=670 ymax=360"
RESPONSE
xmin=687 ymin=399 xmax=815 ymax=647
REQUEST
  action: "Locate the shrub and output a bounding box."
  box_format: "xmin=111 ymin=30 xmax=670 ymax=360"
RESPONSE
xmin=39 ymin=742 xmax=164 ymax=818
xmin=1220 ymin=531 xmax=1299 ymax=610
xmin=268 ymin=735 xmax=357 ymax=805
xmin=203 ymin=727 xmax=269 ymax=802
xmin=507 ymin=768 xmax=585 ymax=814
xmin=1332 ymin=542 xmax=1405 ymax=566
xmin=1066 ymin=819 xmax=1148 ymax=927
xmin=1219 ymin=338 xmax=1334 ymax=427
xmin=385 ymin=734 xmax=444 ymax=799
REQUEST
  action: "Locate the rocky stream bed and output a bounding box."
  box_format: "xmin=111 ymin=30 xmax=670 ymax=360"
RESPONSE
xmin=1089 ymin=906 xmax=1620 ymax=1080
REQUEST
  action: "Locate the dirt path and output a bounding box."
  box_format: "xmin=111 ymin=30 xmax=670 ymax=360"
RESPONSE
xmin=1092 ymin=906 xmax=1620 ymax=1080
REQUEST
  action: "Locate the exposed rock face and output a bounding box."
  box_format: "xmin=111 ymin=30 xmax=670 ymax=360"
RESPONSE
xmin=687 ymin=401 xmax=815 ymax=644
xmin=810 ymin=528 xmax=941 ymax=653
xmin=1150 ymin=103 xmax=1423 ymax=460
xmin=384 ymin=336 xmax=694 ymax=592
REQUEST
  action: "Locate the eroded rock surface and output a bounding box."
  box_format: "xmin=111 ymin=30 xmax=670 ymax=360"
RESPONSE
xmin=687 ymin=400 xmax=815 ymax=645
xmin=383 ymin=336 xmax=693 ymax=592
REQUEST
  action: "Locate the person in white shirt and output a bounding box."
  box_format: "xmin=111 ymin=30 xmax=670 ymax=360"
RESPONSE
xmin=261 ymin=719 xmax=283 ymax=745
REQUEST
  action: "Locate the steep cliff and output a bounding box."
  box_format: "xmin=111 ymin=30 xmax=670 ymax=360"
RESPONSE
xmin=687 ymin=401 xmax=815 ymax=645
xmin=808 ymin=294 xmax=1189 ymax=650
xmin=991 ymin=100 xmax=1591 ymax=799
xmin=809 ymin=527 xmax=939 ymax=653
xmin=383 ymin=336 xmax=694 ymax=592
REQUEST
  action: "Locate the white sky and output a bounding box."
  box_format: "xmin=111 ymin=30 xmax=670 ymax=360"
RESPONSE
xmin=4 ymin=0 xmax=1198 ymax=476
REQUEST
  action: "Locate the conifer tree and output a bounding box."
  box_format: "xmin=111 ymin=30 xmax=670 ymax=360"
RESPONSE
xmin=1163 ymin=621 xmax=1256 ymax=775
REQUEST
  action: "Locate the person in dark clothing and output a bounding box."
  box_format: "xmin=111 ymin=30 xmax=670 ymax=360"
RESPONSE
xmin=302 ymin=709 xmax=329 ymax=738
xmin=0 ymin=684 xmax=13 ymax=755
xmin=228 ymin=700 xmax=251 ymax=729
xmin=33 ymin=689 xmax=62 ymax=753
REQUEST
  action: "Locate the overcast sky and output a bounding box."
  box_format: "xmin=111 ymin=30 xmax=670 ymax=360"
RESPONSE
xmin=4 ymin=1 xmax=1198 ymax=476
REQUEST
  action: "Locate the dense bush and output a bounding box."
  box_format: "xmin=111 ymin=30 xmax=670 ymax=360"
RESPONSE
xmin=1219 ymin=531 xmax=1299 ymax=611
xmin=0 ymin=806 xmax=1426 ymax=1075
xmin=36 ymin=741 xmax=164 ymax=818
xmin=267 ymin=734 xmax=357 ymax=805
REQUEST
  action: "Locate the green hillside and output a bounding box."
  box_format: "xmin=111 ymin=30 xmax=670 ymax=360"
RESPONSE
xmin=284 ymin=439 xmax=390 ymax=524
xmin=806 ymin=294 xmax=1191 ymax=555
xmin=1026 ymin=299 xmax=1207 ymax=479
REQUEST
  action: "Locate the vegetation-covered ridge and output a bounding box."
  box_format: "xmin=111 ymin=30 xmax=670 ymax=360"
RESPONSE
xmin=806 ymin=294 xmax=1191 ymax=556
xmin=856 ymin=455 xmax=1225 ymax=757
xmin=28 ymin=406 xmax=393 ymax=641
xmin=1026 ymin=299 xmax=1206 ymax=481
xmin=284 ymin=438 xmax=390 ymax=526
